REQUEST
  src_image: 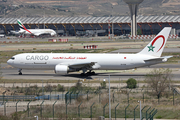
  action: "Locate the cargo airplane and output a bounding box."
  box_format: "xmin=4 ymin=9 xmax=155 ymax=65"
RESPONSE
xmin=17 ymin=19 xmax=56 ymax=36
xmin=7 ymin=27 xmax=172 ymax=76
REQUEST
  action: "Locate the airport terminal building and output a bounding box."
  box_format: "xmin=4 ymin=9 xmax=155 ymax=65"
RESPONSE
xmin=0 ymin=15 xmax=180 ymax=36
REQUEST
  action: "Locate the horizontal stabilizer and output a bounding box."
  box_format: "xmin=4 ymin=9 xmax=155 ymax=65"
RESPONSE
xmin=161 ymin=56 xmax=173 ymax=59
xmin=144 ymin=56 xmax=173 ymax=62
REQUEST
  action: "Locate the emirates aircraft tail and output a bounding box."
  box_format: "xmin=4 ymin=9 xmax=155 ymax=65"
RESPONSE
xmin=17 ymin=19 xmax=32 ymax=34
xmin=17 ymin=19 xmax=25 ymax=29
xmin=138 ymin=27 xmax=171 ymax=57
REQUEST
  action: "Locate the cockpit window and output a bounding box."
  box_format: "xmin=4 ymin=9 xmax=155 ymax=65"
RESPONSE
xmin=11 ymin=57 xmax=15 ymax=60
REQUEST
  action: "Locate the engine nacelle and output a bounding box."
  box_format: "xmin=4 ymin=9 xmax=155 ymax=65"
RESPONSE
xmin=51 ymin=33 xmax=55 ymax=36
xmin=55 ymin=65 xmax=69 ymax=75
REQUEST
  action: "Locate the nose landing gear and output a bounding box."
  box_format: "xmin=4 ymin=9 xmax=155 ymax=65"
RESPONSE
xmin=18 ymin=69 xmax=22 ymax=75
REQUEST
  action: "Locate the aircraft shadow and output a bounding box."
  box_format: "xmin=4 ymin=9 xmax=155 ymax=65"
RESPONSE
xmin=58 ymin=74 xmax=93 ymax=79
xmin=9 ymin=73 xmax=93 ymax=79
xmin=7 ymin=72 xmax=146 ymax=80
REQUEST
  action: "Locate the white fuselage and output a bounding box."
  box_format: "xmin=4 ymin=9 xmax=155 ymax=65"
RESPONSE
xmin=7 ymin=27 xmax=171 ymax=75
xmin=19 ymin=29 xmax=56 ymax=36
xmin=7 ymin=53 xmax=162 ymax=70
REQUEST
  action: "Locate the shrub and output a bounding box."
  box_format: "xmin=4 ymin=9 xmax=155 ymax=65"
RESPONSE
xmin=100 ymin=81 xmax=106 ymax=89
xmin=126 ymin=78 xmax=137 ymax=89
xmin=57 ymin=84 xmax=65 ymax=92
xmin=69 ymin=81 xmax=82 ymax=92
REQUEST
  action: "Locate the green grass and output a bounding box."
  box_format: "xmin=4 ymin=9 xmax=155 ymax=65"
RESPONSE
xmin=154 ymin=108 xmax=180 ymax=119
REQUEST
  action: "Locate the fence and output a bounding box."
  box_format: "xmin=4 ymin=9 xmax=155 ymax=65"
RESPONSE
xmin=0 ymin=89 xmax=179 ymax=119
xmin=0 ymin=86 xmax=180 ymax=105
xmin=0 ymin=83 xmax=180 ymax=119
xmin=0 ymin=100 xmax=157 ymax=120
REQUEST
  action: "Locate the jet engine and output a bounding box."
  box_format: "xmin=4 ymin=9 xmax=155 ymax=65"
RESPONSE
xmin=55 ymin=65 xmax=69 ymax=74
xmin=51 ymin=32 xmax=56 ymax=36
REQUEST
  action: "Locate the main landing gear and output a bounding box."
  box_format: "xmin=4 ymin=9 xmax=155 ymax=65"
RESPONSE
xmin=80 ymin=70 xmax=95 ymax=76
xmin=18 ymin=69 xmax=22 ymax=75
xmin=86 ymin=71 xmax=95 ymax=75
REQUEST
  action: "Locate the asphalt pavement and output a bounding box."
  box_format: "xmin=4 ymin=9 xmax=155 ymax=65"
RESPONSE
xmin=1 ymin=63 xmax=180 ymax=81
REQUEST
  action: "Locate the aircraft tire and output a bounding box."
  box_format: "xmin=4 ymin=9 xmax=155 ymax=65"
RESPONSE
xmin=91 ymin=71 xmax=95 ymax=75
xmin=80 ymin=73 xmax=86 ymax=76
xmin=19 ymin=72 xmax=22 ymax=75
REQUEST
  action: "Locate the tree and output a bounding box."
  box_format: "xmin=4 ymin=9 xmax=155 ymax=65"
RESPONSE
xmin=57 ymin=84 xmax=65 ymax=92
xmin=45 ymin=84 xmax=53 ymax=92
xmin=100 ymin=81 xmax=106 ymax=89
xmin=69 ymin=81 xmax=82 ymax=92
xmin=145 ymin=68 xmax=172 ymax=99
xmin=137 ymin=28 xmax=142 ymax=35
xmin=126 ymin=78 xmax=137 ymax=89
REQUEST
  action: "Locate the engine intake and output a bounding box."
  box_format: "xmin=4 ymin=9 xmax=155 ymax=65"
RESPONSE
xmin=55 ymin=65 xmax=69 ymax=75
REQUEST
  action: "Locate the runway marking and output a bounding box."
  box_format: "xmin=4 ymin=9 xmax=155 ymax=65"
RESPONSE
xmin=44 ymin=70 xmax=54 ymax=73
xmin=4 ymin=65 xmax=14 ymax=68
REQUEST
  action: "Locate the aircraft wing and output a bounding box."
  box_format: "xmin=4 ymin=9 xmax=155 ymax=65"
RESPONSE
xmin=33 ymin=32 xmax=42 ymax=36
xmin=144 ymin=56 xmax=173 ymax=62
xmin=33 ymin=32 xmax=52 ymax=36
xmin=59 ymin=62 xmax=100 ymax=70
xmin=10 ymin=31 xmax=20 ymax=35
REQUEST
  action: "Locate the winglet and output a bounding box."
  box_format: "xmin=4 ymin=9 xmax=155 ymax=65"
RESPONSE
xmin=137 ymin=27 xmax=171 ymax=57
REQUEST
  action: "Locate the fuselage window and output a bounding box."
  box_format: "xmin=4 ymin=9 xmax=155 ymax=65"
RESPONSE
xmin=11 ymin=57 xmax=15 ymax=60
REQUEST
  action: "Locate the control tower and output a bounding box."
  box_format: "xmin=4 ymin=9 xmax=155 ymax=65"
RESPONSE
xmin=123 ymin=0 xmax=144 ymax=36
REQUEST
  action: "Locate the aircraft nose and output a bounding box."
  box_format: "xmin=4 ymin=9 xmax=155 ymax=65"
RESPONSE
xmin=7 ymin=59 xmax=12 ymax=65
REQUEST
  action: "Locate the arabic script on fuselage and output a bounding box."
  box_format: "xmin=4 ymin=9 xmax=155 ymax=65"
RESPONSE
xmin=53 ymin=56 xmax=87 ymax=60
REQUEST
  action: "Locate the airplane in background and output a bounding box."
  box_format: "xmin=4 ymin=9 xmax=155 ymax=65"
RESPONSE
xmin=7 ymin=27 xmax=172 ymax=76
xmin=0 ymin=34 xmax=5 ymax=38
xmin=17 ymin=19 xmax=57 ymax=36
xmin=9 ymin=30 xmax=20 ymax=35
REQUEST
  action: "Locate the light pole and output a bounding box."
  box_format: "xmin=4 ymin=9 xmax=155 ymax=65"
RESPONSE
xmin=44 ymin=10 xmax=45 ymax=29
xmin=34 ymin=115 xmax=38 ymax=120
xmin=158 ymin=81 xmax=161 ymax=104
xmin=41 ymin=80 xmax=44 ymax=100
xmin=2 ymin=91 xmax=6 ymax=104
xmin=111 ymin=4 xmax=114 ymax=38
xmin=138 ymin=100 xmax=142 ymax=120
xmin=104 ymin=75 xmax=111 ymax=120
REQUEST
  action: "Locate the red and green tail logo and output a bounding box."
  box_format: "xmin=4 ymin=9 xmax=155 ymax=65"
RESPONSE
xmin=17 ymin=19 xmax=32 ymax=34
xmin=147 ymin=35 xmax=165 ymax=53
